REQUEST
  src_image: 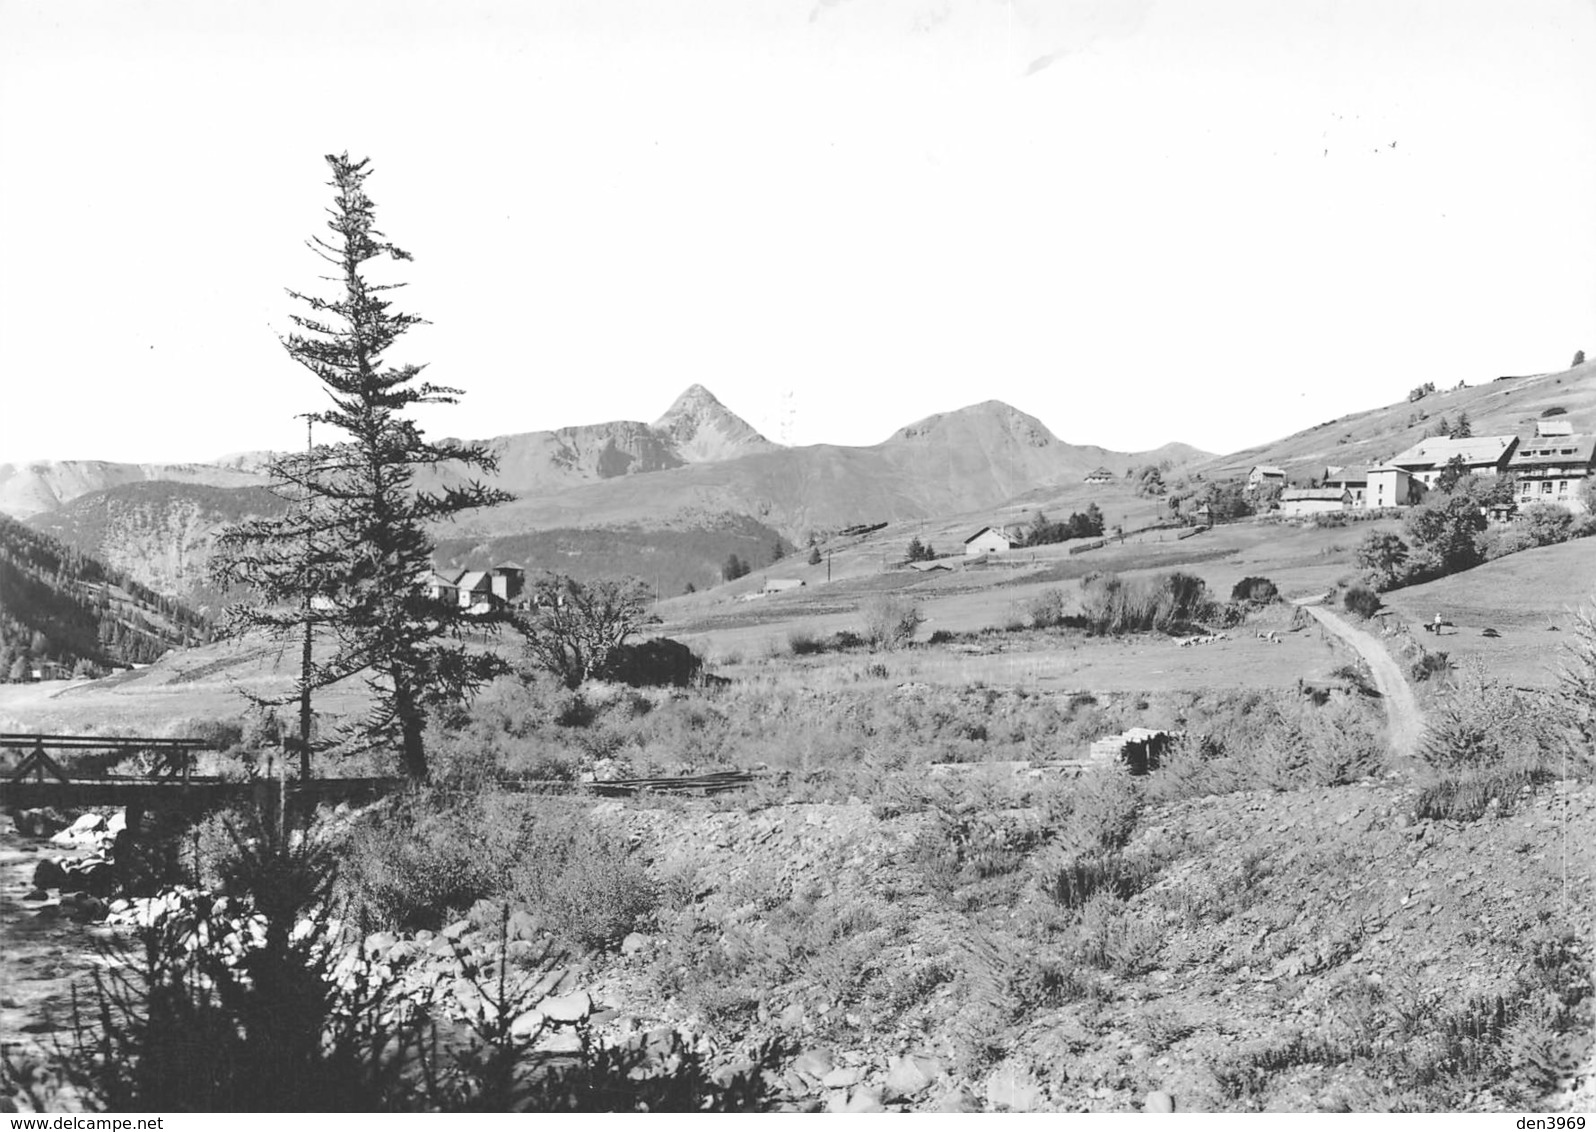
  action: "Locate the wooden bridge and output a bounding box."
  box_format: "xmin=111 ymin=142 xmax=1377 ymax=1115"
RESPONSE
xmin=1 ymin=734 xmax=761 ymax=828
xmin=0 ymin=734 xmax=404 ymax=829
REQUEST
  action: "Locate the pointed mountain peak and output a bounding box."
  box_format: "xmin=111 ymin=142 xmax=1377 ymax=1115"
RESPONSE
xmin=652 ymin=385 xmax=777 ymax=463
xmin=659 ymin=383 xmax=724 ymax=416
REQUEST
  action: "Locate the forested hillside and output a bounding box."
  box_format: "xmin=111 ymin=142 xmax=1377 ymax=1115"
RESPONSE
xmin=0 ymin=515 xmax=210 ymax=680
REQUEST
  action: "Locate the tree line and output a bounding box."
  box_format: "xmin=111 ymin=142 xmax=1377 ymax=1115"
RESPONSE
xmin=0 ymin=515 xmax=210 ymax=680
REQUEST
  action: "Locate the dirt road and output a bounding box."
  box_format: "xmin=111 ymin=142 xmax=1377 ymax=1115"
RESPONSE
xmin=1298 ymin=601 xmax=1425 ymax=760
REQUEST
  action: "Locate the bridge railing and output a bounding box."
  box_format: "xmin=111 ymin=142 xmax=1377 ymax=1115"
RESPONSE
xmin=1 ymin=734 xmax=215 ymax=785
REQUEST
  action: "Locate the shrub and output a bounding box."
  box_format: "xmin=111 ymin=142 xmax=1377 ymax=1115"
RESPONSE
xmin=602 ymin=637 xmax=702 ymax=687
xmin=1404 ymin=492 xmax=1487 ymax=575
xmin=501 ymin=813 xmax=657 ymax=953
xmin=1330 ymin=662 xmax=1376 ymax=697
xmin=787 ymin=627 xmax=826 ymax=656
xmin=1421 ymin=670 xmax=1549 ymax=772
xmin=513 ymin=575 xmax=652 ymax=689
xmin=1027 ymin=587 xmax=1069 ymax=628
xmin=338 ymin=794 xmax=656 ymax=954
xmin=1355 ymin=531 xmax=1411 ymax=591
xmin=860 ymin=593 xmax=923 ymax=650
xmin=1518 ymin=503 xmax=1574 ymax=548
xmin=1342 ymin=583 xmax=1381 ymax=618
xmin=1230 ymin=576 xmax=1279 ymax=604
xmin=1414 ymin=767 xmax=1551 ymax=821
xmin=1046 ymin=849 xmax=1159 ymax=910
xmin=1410 ymin=651 xmax=1451 ymax=683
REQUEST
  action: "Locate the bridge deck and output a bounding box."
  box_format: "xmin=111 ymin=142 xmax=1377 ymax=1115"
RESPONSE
xmin=0 ymin=776 xmax=405 ymax=812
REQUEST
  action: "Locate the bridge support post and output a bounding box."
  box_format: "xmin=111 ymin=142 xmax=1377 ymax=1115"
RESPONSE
xmin=252 ymin=778 xmax=283 ymax=839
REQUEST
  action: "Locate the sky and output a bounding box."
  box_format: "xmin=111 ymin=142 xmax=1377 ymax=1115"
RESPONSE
xmin=3 ymin=0 xmax=1595 ymax=464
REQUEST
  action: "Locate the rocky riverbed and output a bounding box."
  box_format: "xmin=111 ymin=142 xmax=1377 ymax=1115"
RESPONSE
xmin=0 ymin=809 xmax=124 ymax=1107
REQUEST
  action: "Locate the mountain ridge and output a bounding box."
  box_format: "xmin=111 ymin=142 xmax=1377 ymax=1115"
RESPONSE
xmin=14 ymin=387 xmax=1214 ymax=603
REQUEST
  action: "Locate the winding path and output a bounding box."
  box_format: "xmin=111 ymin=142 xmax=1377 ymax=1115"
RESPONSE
xmin=1297 ymin=601 xmax=1426 ymax=761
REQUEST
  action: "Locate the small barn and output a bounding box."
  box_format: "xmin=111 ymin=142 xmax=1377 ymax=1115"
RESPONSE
xmin=1280 ymin=487 xmax=1351 ymax=517
xmin=1083 ymin=467 xmax=1115 ymax=484
xmin=963 ymin=527 xmax=1013 ymax=557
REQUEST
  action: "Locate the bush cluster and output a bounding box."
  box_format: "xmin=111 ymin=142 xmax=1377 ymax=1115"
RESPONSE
xmin=337 ymin=791 xmax=656 ymax=954
xmin=1229 ymin=576 xmax=1279 ymax=605
xmin=860 ymin=593 xmax=923 ymax=651
xmin=1077 ymin=571 xmax=1214 ymax=635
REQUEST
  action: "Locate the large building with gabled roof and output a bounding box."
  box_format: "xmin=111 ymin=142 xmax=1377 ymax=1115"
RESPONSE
xmin=1387 ymin=435 xmax=1518 ymax=490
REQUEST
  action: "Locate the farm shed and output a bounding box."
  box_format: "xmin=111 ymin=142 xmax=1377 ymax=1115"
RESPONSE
xmin=1280 ymin=487 xmax=1351 ymax=517
xmin=962 ymin=526 xmax=1013 ymax=556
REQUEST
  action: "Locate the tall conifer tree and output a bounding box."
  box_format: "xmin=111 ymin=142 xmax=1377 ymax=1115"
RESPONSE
xmin=215 ymin=154 xmax=511 ymax=781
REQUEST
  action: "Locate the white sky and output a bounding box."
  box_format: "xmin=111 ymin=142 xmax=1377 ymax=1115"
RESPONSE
xmin=3 ymin=0 xmax=1595 ymax=463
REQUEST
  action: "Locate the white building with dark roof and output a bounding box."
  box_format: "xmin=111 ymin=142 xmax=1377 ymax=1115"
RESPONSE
xmin=963 ymin=526 xmax=1013 ymax=556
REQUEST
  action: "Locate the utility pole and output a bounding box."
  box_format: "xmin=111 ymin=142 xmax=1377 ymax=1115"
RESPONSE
xmin=827 ymin=549 xmax=832 ymax=583
xmin=296 ymin=414 xmax=314 ymax=783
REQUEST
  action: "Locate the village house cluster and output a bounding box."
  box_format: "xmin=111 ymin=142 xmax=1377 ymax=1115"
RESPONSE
xmin=417 ymin=563 xmax=527 ymax=613
xmin=1261 ymin=419 xmax=1594 ymax=518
